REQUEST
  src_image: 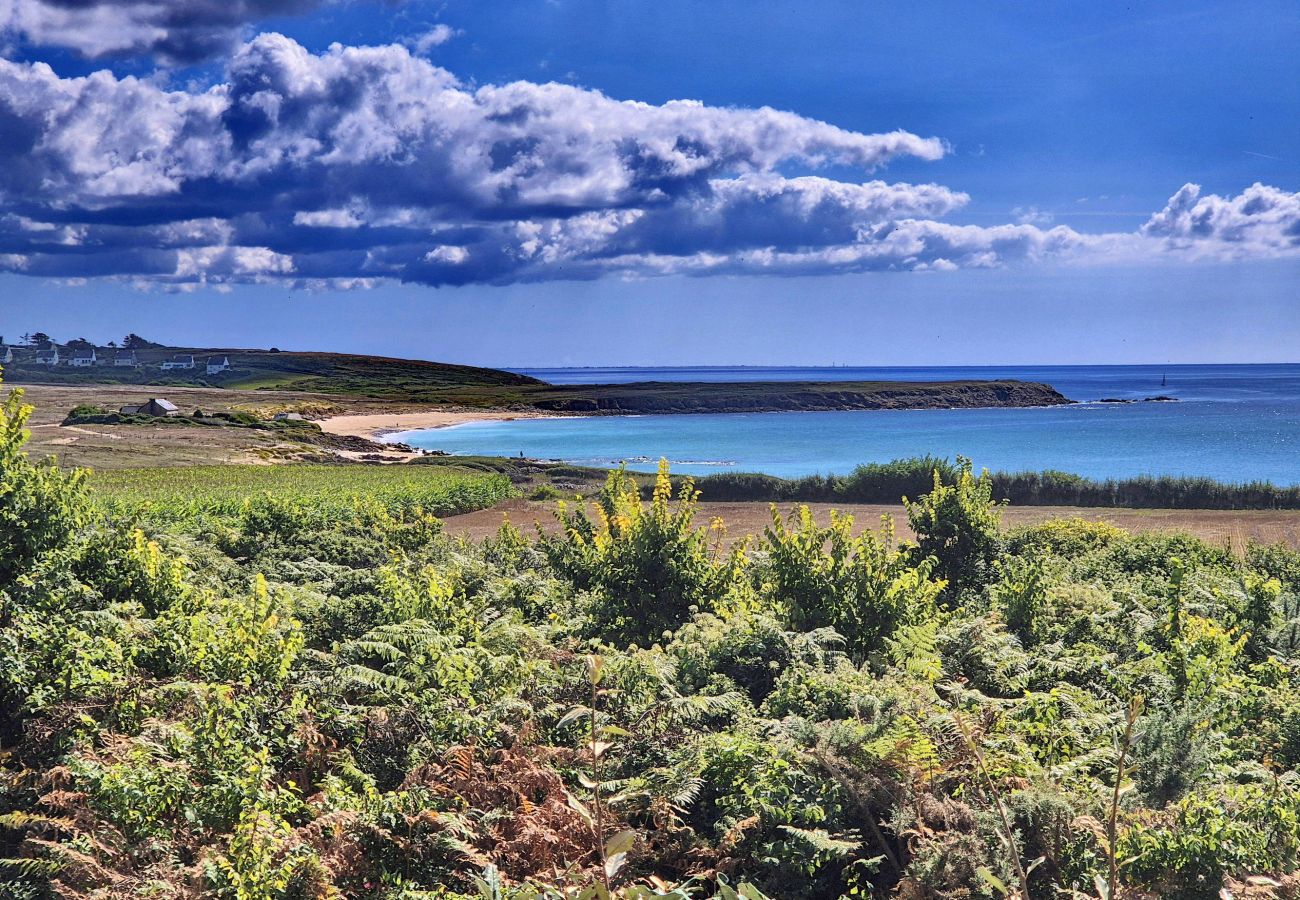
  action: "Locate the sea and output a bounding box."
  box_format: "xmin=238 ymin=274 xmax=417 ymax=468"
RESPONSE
xmin=391 ymin=365 xmax=1300 ymax=484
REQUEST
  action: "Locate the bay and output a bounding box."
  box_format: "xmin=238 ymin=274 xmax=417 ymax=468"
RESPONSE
xmin=395 ymin=365 xmax=1300 ymax=484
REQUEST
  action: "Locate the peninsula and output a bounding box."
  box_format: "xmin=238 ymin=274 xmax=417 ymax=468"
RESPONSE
xmin=4 ymin=342 xmax=1070 ymax=415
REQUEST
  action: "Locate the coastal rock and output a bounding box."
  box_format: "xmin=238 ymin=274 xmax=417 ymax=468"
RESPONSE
xmin=524 ymin=379 xmax=1071 ymax=415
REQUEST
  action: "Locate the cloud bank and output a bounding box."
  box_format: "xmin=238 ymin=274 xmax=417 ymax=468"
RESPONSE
xmin=0 ymin=0 xmax=344 ymax=62
xmin=0 ymin=34 xmax=1295 ymax=288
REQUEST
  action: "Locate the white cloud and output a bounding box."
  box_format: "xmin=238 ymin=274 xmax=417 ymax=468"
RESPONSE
xmin=410 ymin=23 xmax=457 ymax=54
xmin=0 ymin=35 xmax=1294 ymax=288
xmin=1141 ymin=182 xmax=1300 ymax=259
xmin=425 ymin=245 xmax=469 ymax=264
xmin=1012 ymin=205 xmax=1054 ymax=226
xmin=294 ymin=207 xmax=365 ymax=228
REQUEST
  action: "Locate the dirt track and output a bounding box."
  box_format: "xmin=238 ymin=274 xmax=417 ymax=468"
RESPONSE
xmin=442 ymin=498 xmax=1300 ymax=551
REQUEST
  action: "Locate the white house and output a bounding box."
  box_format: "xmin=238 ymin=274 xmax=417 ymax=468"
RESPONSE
xmin=34 ymin=347 xmax=59 ymax=365
xmin=0 ymin=344 xmax=12 ymax=364
xmin=68 ymin=348 xmax=97 ymax=367
xmin=161 ymin=354 xmax=195 ymax=370
xmin=206 ymin=355 xmax=230 ymax=375
xmin=114 ymin=349 xmax=138 ymax=367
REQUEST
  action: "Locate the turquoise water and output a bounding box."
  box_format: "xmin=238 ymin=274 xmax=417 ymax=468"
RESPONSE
xmin=396 ymin=365 xmax=1300 ymax=484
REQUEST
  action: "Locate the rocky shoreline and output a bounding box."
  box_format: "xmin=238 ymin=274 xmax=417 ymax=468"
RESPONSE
xmin=516 ymin=379 xmax=1072 ymax=415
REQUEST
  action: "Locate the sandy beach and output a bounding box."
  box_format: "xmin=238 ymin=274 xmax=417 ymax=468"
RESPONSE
xmin=318 ymin=408 xmax=562 ymax=441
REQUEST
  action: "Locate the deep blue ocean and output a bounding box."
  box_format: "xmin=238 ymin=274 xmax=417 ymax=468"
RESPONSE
xmin=394 ymin=365 xmax=1300 ymax=484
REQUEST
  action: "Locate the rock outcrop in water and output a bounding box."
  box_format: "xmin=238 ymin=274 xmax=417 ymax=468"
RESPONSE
xmin=521 ymin=379 xmax=1072 ymax=415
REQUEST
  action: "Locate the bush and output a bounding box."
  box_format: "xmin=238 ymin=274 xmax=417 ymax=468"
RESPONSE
xmin=762 ymin=505 xmax=943 ymax=658
xmin=544 ymin=461 xmax=743 ymax=645
xmin=1122 ymin=781 xmax=1300 ymax=898
xmin=904 ymin=457 xmax=1003 ymax=603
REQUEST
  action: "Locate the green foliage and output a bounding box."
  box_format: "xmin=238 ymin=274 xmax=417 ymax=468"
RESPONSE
xmin=669 ymin=610 xmax=795 ymax=703
xmin=1004 ymin=516 xmax=1126 ymax=557
xmin=995 ymin=555 xmax=1048 ymax=646
xmin=904 ymin=456 xmax=1003 ymax=602
xmin=1130 ymin=702 xmax=1214 ymax=809
xmin=0 ymin=381 xmax=87 ymax=592
xmin=696 ymin=456 xmax=1300 ymax=510
xmin=1122 ymin=779 xmax=1300 ymax=898
xmin=6 ymin=380 xmax=1300 ymax=900
xmin=546 ymin=461 xmax=744 ymax=645
xmin=681 ymin=731 xmax=860 ymax=890
xmin=89 ymin=463 xmax=515 ymax=522
xmin=762 ymin=505 xmax=943 ymax=658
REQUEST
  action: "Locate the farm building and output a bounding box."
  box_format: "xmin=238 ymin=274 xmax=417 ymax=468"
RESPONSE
xmin=161 ymin=354 xmax=195 ymax=370
xmin=120 ymin=398 xmax=181 ymax=417
xmin=206 ymin=355 xmax=230 ymax=375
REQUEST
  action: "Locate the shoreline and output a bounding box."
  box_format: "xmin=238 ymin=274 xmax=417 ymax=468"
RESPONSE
xmin=318 ymin=397 xmax=1078 ymax=444
xmin=318 ymin=408 xmax=566 ymax=441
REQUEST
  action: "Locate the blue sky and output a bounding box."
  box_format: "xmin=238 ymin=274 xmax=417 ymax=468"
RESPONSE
xmin=1 ymin=0 xmax=1297 ymax=365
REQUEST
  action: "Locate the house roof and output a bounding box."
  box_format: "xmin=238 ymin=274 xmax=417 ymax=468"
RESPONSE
xmin=169 ymin=354 xmax=194 ymax=362
xmin=71 ymin=348 xmax=96 ymax=359
xmin=207 ymin=355 xmax=229 ymax=364
xmin=114 ymin=349 xmax=136 ymax=359
xmin=145 ymin=398 xmax=179 ymax=411
xmin=35 ymin=349 xmax=57 ymax=358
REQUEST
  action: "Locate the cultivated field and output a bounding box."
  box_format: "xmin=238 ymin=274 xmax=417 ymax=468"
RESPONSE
xmin=443 ymin=497 xmax=1300 ymax=551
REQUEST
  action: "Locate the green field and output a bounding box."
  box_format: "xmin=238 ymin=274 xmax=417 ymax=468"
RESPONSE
xmin=5 ymin=343 xmax=1068 ymax=412
xmin=3 ymin=346 xmax=542 ymax=396
xmin=89 ymin=463 xmax=517 ymax=519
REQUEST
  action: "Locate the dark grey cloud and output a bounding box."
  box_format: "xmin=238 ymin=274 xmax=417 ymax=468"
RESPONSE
xmin=1 ymin=0 xmax=327 ymax=62
xmin=0 ymin=35 xmax=1294 ymax=288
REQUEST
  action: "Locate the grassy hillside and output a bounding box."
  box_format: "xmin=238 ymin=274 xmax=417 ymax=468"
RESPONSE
xmin=2 ymin=345 xmax=542 ymax=395
xmin=3 ymin=343 xmax=1069 ymax=411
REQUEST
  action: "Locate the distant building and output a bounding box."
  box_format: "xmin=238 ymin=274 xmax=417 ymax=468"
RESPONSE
xmin=34 ymin=347 xmax=59 ymax=365
xmin=114 ymin=349 xmax=139 ymax=367
xmin=120 ymin=398 xmax=180 ymax=417
xmin=206 ymin=355 xmax=230 ymax=375
xmin=0 ymin=344 xmax=11 ymax=364
xmin=274 ymin=412 xmax=305 ymax=421
xmin=161 ymin=354 xmax=195 ymax=370
xmin=68 ymin=348 xmax=97 ymax=367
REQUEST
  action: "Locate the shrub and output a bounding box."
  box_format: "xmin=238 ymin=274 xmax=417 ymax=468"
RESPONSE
xmin=544 ymin=461 xmax=743 ymax=645
xmin=904 ymin=457 xmax=1003 ymax=603
xmin=1004 ymin=517 xmax=1127 ymax=557
xmin=670 ymin=610 xmax=794 ymax=703
xmin=1122 ymin=781 xmax=1300 ymax=898
xmin=0 ymin=381 xmax=88 ymax=593
xmin=762 ymin=505 xmax=943 ymax=658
